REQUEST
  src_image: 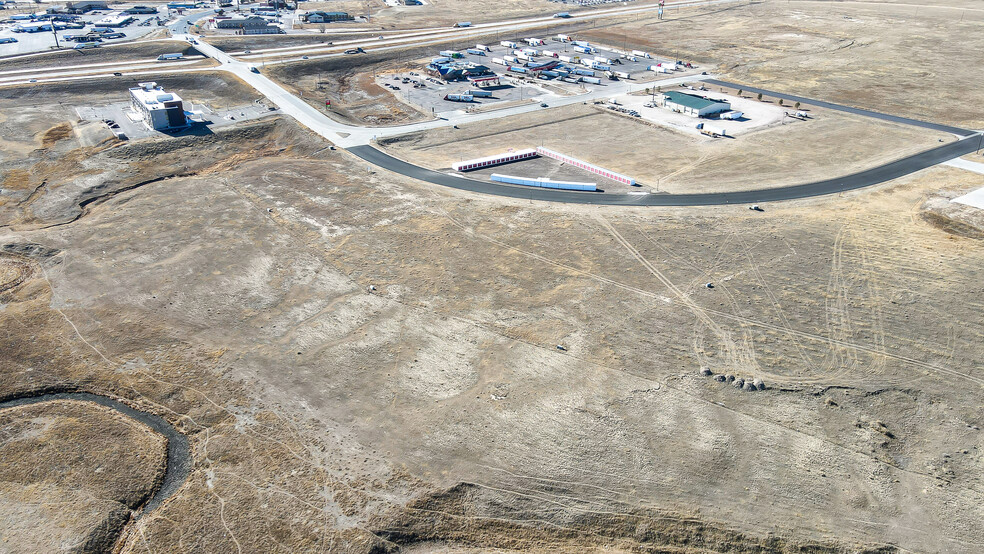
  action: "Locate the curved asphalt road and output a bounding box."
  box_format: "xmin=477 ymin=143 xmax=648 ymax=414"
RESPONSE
xmin=349 ymin=134 xmax=983 ymax=206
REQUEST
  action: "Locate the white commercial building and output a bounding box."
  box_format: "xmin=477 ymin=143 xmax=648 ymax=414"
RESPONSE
xmin=129 ymin=82 xmax=188 ymax=131
xmin=661 ymin=91 xmax=731 ymax=117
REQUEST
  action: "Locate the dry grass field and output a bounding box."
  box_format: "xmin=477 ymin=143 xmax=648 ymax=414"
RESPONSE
xmin=380 ymin=102 xmax=950 ymax=193
xmin=1 ymin=0 xmax=984 ymax=552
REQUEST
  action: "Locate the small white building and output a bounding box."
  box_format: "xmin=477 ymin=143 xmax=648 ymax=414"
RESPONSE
xmin=129 ymin=82 xmax=188 ymax=131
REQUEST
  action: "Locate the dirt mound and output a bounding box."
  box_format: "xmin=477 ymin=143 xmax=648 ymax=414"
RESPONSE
xmin=374 ymin=483 xmax=890 ymax=553
xmin=39 ymin=122 xmax=73 ymax=149
xmin=920 ymin=211 xmax=984 ymax=239
xmin=0 ymin=255 xmax=37 ymax=295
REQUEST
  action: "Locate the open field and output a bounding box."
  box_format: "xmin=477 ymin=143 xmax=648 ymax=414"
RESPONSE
xmin=304 ymin=0 xmax=590 ymax=29
xmin=3 ymin=1 xmax=984 ymax=552
xmin=583 ymin=0 xmax=984 ymax=128
xmin=379 ymin=101 xmax=951 ymax=193
xmin=264 ymin=48 xmax=439 ymax=125
xmin=2 ymin=71 xmax=984 ymax=549
xmin=0 ymin=400 xmax=167 ymax=552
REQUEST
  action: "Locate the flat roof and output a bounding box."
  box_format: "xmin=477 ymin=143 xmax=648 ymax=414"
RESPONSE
xmin=663 ymin=91 xmax=729 ymax=110
xmin=130 ymin=84 xmax=183 ymax=111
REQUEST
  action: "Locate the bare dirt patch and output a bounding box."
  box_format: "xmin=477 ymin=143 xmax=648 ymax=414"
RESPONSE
xmin=583 ymin=0 xmax=984 ymax=128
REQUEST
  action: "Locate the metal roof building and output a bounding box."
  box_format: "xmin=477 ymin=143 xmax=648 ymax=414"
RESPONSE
xmin=661 ymin=91 xmax=731 ymax=117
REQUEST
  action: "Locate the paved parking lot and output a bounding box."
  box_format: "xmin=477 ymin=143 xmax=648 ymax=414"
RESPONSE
xmin=613 ymin=86 xmax=788 ymax=137
xmin=378 ymin=39 xmax=703 ymax=116
xmin=0 ymin=12 xmax=165 ymax=56
xmin=375 ymin=71 xmax=552 ymax=116
xmin=76 ymin=99 xmax=278 ymax=140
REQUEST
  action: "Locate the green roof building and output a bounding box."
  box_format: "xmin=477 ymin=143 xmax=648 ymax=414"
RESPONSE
xmin=661 ymin=90 xmax=731 ymax=117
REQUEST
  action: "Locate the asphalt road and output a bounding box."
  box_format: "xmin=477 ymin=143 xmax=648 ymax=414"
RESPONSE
xmin=348 ymin=134 xmax=983 ymax=206
xmin=705 ymin=79 xmax=975 ymax=137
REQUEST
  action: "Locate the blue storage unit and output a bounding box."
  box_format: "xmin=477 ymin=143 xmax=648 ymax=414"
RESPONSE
xmin=490 ymin=174 xmax=597 ymax=192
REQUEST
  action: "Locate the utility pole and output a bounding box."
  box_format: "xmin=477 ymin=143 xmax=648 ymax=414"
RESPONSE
xmin=50 ymin=19 xmax=60 ymax=49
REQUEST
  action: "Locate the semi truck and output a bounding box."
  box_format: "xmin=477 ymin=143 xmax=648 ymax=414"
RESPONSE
xmin=581 ymin=76 xmax=602 ymax=85
xmin=157 ymin=52 xmax=183 ymax=60
xmin=614 ymin=71 xmax=631 ymax=79
xmin=475 ymin=44 xmax=491 ymax=51
xmin=466 ymin=49 xmax=486 ymax=56
xmin=445 ymin=93 xmax=474 ymax=102
xmin=573 ymin=45 xmax=593 ymax=54
xmin=573 ymin=68 xmax=595 ymax=76
xmin=453 ymin=21 xmax=471 ymax=27
xmin=632 ymin=50 xmax=652 ymax=59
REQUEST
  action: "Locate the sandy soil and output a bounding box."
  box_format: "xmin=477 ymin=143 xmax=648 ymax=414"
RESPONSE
xmin=265 ymin=49 xmax=436 ymax=125
xmin=379 ymin=101 xmax=949 ymax=193
xmin=1 ymin=96 xmax=983 ymax=551
xmin=584 ymin=0 xmax=984 ymax=128
xmin=2 ymin=2 xmax=984 ymax=552
xmin=0 ymin=400 xmax=166 ymax=552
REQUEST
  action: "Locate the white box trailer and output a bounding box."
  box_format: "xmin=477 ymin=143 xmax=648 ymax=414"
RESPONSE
xmin=593 ymin=55 xmax=613 ymax=64
xmin=475 ymin=43 xmax=491 ymax=51
xmin=491 ymin=57 xmax=507 ymax=65
xmin=504 ymin=55 xmax=518 ymax=64
xmin=555 ymin=34 xmax=572 ymax=42
xmin=632 ymin=50 xmax=652 ymax=59
xmin=500 ymin=40 xmax=518 ymax=48
xmin=697 ymin=123 xmax=727 ymax=137
xmin=614 ymin=71 xmax=631 ymax=79
xmin=649 ymin=64 xmax=673 ymax=73
xmin=525 ymin=37 xmax=545 ymax=46
xmin=542 ymin=50 xmax=557 ymax=58
xmin=719 ymin=111 xmax=743 ymax=120
xmin=521 ymin=48 xmax=539 ymax=56
xmin=558 ymin=55 xmax=573 ymax=63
